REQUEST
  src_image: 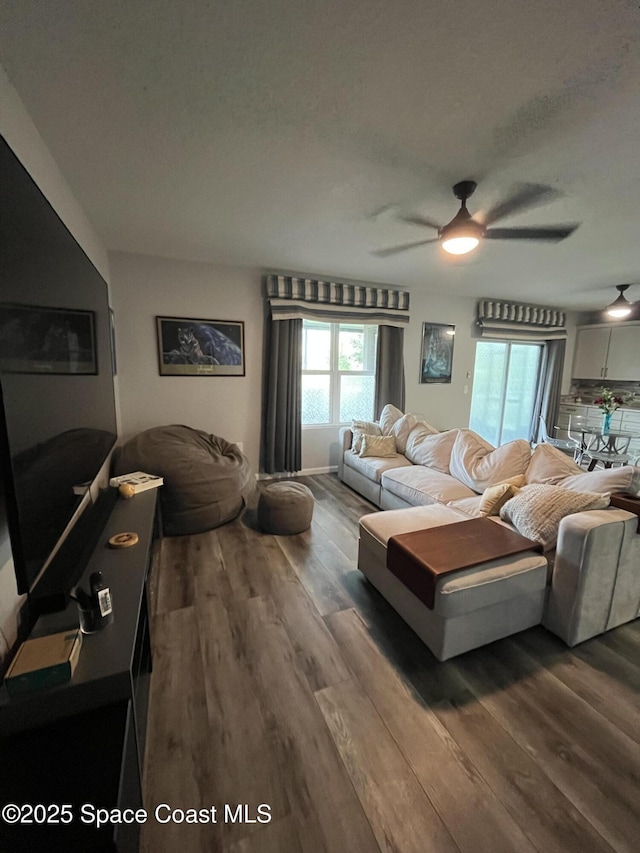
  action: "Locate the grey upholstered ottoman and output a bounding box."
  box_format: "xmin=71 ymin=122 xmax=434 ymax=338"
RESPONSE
xmin=258 ymin=482 xmax=314 ymax=534
xmin=358 ymin=505 xmax=548 ymax=661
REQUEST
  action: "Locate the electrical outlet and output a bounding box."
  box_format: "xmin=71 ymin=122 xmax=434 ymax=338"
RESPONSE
xmin=463 ymin=385 xmax=469 ymax=394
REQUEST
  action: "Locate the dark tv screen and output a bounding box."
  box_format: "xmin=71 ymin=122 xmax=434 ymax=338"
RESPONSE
xmin=0 ymin=135 xmax=117 ymax=595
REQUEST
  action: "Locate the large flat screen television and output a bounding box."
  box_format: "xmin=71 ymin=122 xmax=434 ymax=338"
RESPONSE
xmin=0 ymin=135 xmax=117 ymax=602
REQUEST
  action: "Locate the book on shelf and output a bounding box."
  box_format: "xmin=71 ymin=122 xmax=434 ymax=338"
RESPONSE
xmin=4 ymin=629 xmax=82 ymax=696
xmin=109 ymin=471 xmax=164 ymax=493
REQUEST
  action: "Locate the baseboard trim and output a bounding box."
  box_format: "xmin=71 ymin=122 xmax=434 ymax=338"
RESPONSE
xmin=258 ymin=466 xmax=338 ymax=480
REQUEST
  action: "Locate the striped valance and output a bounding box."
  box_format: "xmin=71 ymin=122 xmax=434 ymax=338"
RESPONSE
xmin=267 ymin=275 xmax=410 ymax=326
xmin=476 ymin=299 xmax=567 ymax=341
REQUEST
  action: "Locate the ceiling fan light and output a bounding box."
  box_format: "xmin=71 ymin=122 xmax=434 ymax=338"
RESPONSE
xmin=606 ymin=301 xmax=632 ymax=319
xmin=605 ymin=285 xmax=633 ymax=319
xmin=441 ymin=235 xmax=479 ymax=255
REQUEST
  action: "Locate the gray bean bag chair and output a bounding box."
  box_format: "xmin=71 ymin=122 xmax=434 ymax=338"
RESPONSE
xmin=113 ymin=425 xmax=254 ymax=535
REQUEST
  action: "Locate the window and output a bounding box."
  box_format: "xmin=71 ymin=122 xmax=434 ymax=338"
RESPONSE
xmin=301 ymin=320 xmax=378 ymax=425
xmin=469 ymin=341 xmax=542 ymax=445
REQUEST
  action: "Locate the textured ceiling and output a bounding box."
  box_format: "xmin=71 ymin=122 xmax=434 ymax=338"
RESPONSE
xmin=2 ymin=0 xmax=640 ymax=309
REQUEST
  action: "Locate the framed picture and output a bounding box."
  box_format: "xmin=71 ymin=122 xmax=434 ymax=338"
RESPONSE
xmin=156 ymin=316 xmax=245 ymax=376
xmin=0 ymin=304 xmax=97 ymax=375
xmin=420 ymin=322 xmax=455 ymax=384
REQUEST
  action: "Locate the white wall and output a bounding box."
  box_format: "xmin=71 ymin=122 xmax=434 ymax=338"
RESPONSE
xmin=404 ymin=288 xmax=479 ymax=428
xmin=0 ymin=65 xmax=111 ymax=662
xmin=108 ymin=253 xmax=264 ymax=471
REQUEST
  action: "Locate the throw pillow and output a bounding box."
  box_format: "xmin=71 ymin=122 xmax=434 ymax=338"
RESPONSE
xmin=478 ymin=482 xmax=521 ymax=516
xmin=351 ymin=419 xmax=381 ymax=453
xmin=525 ymin=442 xmax=582 ymax=485
xmin=499 ymin=484 xmax=610 ymax=549
xmin=404 ymin=428 xmax=458 ymax=472
xmin=391 ymin=413 xmax=425 ymax=454
xmin=449 ymin=429 xmax=532 ymax=493
xmin=558 ymin=465 xmax=640 ymax=497
xmin=359 ymin=433 xmax=397 ymax=458
xmin=378 ymin=404 xmax=404 ymax=436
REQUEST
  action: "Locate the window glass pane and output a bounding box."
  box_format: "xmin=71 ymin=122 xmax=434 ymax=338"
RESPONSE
xmin=338 ymin=324 xmax=377 ymax=371
xmin=301 ymin=374 xmax=331 ymax=424
xmin=501 ymin=345 xmax=541 ymax=443
xmin=339 ymin=375 xmax=375 ymax=423
xmin=302 ymin=321 xmax=331 ymax=370
xmin=469 ymin=342 xmax=507 ymax=446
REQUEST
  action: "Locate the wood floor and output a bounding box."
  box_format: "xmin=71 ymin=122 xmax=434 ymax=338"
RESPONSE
xmin=141 ymin=474 xmax=640 ymax=853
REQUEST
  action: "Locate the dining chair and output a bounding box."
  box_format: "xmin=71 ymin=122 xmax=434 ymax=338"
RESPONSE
xmin=538 ymin=415 xmax=579 ymax=457
xmin=567 ymin=414 xmax=594 ymax=463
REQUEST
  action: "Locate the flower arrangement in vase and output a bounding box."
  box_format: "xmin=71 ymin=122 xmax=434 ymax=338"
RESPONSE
xmin=593 ymin=388 xmax=625 ymax=434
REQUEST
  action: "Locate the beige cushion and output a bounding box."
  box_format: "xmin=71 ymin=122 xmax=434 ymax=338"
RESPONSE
xmin=360 ymin=433 xmax=397 ymax=458
xmin=391 ymin=413 xmax=433 ymax=454
xmin=378 ymin=404 xmax=404 ymax=435
xmin=405 ymin=427 xmax=457 ymax=471
xmin=449 ymin=429 xmax=531 ymax=493
xmin=344 ymin=450 xmax=412 ymax=483
xmin=559 ymin=465 xmax=640 ymax=496
xmin=500 ymin=484 xmax=610 ymax=549
xmin=381 ymin=465 xmax=477 ymax=506
xmin=478 ymin=482 xmax=521 ymax=516
xmin=525 ymin=443 xmax=582 ymax=485
xmin=351 ymin=419 xmax=381 ymax=453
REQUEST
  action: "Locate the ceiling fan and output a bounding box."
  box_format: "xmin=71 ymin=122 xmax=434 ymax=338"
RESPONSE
xmin=374 ymin=180 xmax=580 ymax=257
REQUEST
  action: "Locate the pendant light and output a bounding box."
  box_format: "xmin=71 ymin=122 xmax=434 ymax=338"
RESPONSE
xmin=605 ymin=285 xmax=633 ymax=319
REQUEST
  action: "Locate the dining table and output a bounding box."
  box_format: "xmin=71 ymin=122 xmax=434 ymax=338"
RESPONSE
xmin=569 ymin=424 xmax=638 ymax=470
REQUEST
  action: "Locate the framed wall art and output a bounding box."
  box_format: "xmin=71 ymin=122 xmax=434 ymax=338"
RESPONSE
xmin=419 ymin=322 xmax=455 ymax=384
xmin=156 ymin=316 xmax=245 ymax=376
xmin=0 ymin=304 xmax=97 ymax=375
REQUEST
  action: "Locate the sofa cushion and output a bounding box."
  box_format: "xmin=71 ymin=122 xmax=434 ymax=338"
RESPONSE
xmin=405 ymin=427 xmax=457 ymax=471
xmin=558 ymin=465 xmax=640 ymax=496
xmin=446 ymin=495 xmax=483 ymax=517
xmin=379 ymin=404 xmax=404 ymax=435
xmin=392 ymin=413 xmax=436 ymax=454
xmin=500 ymin=484 xmax=610 ymax=549
xmin=360 ymin=434 xmax=397 ymax=458
xmin=479 ymin=481 xmax=522 ymax=516
xmin=449 ymin=429 xmax=531 ymax=493
xmin=344 ymin=450 xmax=412 ymax=484
xmin=525 ymin=442 xmax=582 ymax=485
xmin=351 ymin=419 xmax=381 ymax=453
xmin=382 ymin=465 xmax=477 ymax=506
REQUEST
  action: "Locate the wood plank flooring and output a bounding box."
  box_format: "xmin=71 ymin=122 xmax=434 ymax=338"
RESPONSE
xmin=141 ymin=474 xmax=640 ymax=853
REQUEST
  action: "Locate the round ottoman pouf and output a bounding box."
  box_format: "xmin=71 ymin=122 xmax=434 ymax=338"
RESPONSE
xmin=258 ymin=482 xmax=314 ymax=535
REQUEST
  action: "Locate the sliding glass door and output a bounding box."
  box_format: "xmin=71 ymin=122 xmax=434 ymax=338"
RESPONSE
xmin=469 ymin=341 xmax=542 ymax=445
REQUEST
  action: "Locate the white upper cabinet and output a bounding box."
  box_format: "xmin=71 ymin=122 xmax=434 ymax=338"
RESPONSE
xmin=572 ymin=323 xmax=640 ymax=381
xmin=572 ymin=327 xmax=613 ymax=379
xmin=605 ymin=325 xmax=640 ymax=380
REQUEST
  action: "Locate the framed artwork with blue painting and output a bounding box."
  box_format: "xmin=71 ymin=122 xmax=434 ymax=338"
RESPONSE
xmin=156 ymin=316 xmax=245 ymax=376
xmin=420 ymin=322 xmax=455 ymax=384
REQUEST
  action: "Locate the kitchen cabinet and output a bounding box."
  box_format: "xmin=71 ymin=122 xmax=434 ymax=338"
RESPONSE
xmin=572 ymin=322 xmax=640 ymax=381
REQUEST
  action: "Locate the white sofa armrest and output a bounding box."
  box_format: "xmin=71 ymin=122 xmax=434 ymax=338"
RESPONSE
xmin=543 ymin=508 xmax=640 ymax=646
xmin=337 ymin=427 xmax=353 ymax=479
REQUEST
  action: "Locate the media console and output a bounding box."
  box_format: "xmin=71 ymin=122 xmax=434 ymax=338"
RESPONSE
xmin=0 ymin=489 xmax=158 ymax=853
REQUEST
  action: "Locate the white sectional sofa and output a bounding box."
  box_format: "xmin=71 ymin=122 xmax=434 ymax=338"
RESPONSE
xmin=339 ymin=406 xmax=640 ymax=659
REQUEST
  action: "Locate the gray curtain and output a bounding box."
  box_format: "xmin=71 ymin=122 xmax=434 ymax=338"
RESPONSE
xmin=533 ymin=339 xmax=566 ymax=442
xmin=262 ymin=317 xmax=302 ymax=474
xmin=374 ymin=325 xmax=406 ymax=417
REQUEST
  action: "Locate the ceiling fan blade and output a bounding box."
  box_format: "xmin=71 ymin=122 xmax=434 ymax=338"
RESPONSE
xmin=481 ymin=183 xmax=561 ymax=225
xmin=484 ymin=224 xmax=579 ymax=242
xmin=397 ymin=213 xmax=442 ymax=231
xmin=373 ymin=238 xmax=439 ymax=257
